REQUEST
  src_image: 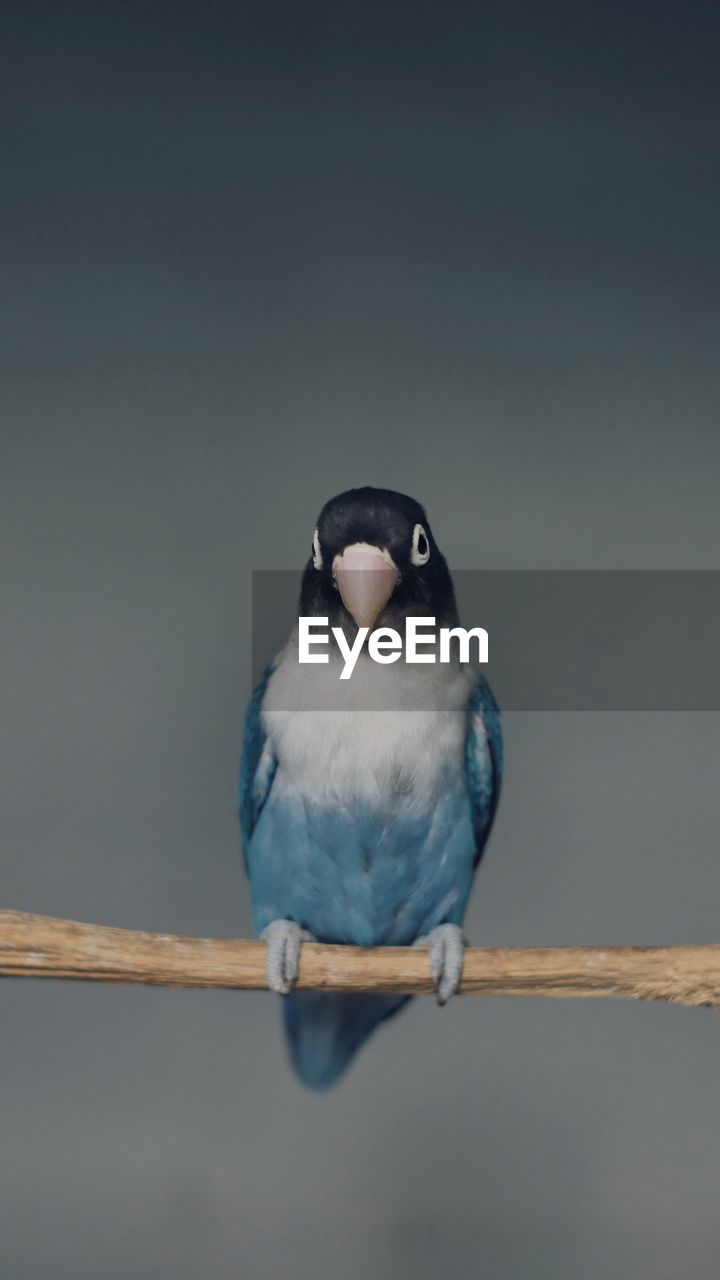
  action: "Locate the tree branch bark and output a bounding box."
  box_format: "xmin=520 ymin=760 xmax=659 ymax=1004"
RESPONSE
xmin=1 ymin=911 xmax=719 ymax=1008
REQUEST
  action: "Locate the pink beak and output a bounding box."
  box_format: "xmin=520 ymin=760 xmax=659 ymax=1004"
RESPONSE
xmin=333 ymin=543 xmax=398 ymax=628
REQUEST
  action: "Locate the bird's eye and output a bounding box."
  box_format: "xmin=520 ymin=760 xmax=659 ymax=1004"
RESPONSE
xmin=312 ymin=528 xmax=323 ymax=570
xmin=411 ymin=523 xmax=430 ymax=566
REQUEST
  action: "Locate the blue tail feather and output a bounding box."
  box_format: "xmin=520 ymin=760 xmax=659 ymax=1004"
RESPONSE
xmin=282 ymin=991 xmax=410 ymax=1090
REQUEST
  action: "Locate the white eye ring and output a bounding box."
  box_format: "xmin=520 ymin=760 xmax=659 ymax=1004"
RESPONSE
xmin=312 ymin=528 xmax=323 ymax=570
xmin=411 ymin=523 xmax=430 ymax=566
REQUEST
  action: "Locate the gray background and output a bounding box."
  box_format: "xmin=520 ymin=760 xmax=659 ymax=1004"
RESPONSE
xmin=2 ymin=3 xmax=719 ymax=1277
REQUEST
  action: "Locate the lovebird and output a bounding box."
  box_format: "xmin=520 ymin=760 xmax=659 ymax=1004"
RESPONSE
xmin=239 ymin=487 xmax=502 ymax=1088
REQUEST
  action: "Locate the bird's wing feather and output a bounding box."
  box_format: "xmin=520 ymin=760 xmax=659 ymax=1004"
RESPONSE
xmin=239 ymin=665 xmax=277 ymax=871
xmin=465 ymin=674 xmax=503 ymax=867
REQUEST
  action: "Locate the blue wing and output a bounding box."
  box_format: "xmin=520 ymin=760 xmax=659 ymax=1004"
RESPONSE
xmin=238 ymin=665 xmax=277 ymax=871
xmin=465 ymin=674 xmax=503 ymax=867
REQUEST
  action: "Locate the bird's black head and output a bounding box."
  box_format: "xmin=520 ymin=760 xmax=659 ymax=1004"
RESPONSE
xmin=299 ymin=486 xmax=458 ymax=632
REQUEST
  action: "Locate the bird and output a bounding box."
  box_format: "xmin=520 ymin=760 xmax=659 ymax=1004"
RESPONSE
xmin=239 ymin=486 xmax=502 ymax=1089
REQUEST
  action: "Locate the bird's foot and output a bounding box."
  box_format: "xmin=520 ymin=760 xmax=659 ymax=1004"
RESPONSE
xmin=260 ymin=920 xmax=315 ymax=995
xmin=414 ymin=924 xmax=466 ymax=1005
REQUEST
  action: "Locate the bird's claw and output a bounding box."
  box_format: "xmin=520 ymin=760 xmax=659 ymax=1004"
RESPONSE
xmin=260 ymin=919 xmax=314 ymax=994
xmin=414 ymin=924 xmax=465 ymax=1005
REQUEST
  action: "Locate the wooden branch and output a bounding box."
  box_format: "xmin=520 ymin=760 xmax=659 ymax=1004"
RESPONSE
xmin=1 ymin=911 xmax=719 ymax=1009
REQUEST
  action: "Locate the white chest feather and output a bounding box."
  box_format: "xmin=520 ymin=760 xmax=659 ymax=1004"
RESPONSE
xmin=261 ymin=631 xmax=473 ymax=810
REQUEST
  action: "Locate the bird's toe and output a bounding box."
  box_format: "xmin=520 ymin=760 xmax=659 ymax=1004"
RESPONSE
xmin=415 ymin=924 xmax=465 ymax=1005
xmin=261 ymin=920 xmax=314 ymax=994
